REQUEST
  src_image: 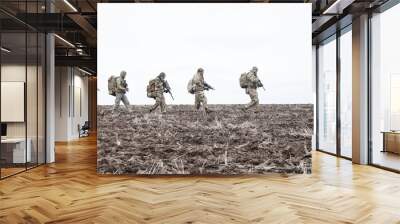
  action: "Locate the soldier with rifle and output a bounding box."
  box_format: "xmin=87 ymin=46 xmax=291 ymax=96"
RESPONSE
xmin=147 ymin=72 xmax=173 ymax=113
xmin=188 ymin=68 xmax=215 ymax=113
xmin=240 ymin=66 xmax=264 ymax=111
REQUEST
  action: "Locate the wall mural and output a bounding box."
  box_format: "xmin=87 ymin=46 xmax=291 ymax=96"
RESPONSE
xmin=97 ymin=4 xmax=313 ymax=175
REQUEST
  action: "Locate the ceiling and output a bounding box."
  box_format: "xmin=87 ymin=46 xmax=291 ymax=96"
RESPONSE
xmin=0 ymin=0 xmax=393 ymax=75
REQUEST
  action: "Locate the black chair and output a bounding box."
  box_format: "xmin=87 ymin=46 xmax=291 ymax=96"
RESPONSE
xmin=79 ymin=121 xmax=90 ymax=138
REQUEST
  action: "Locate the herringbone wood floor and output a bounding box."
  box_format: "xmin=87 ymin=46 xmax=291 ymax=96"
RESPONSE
xmin=1 ymin=135 xmax=400 ymax=224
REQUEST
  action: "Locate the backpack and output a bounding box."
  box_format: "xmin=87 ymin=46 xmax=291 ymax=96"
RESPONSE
xmin=108 ymin=75 xmax=117 ymax=96
xmin=239 ymin=72 xmax=250 ymax=88
xmin=146 ymin=79 xmax=157 ymax=98
xmin=187 ymin=78 xmax=195 ymax=94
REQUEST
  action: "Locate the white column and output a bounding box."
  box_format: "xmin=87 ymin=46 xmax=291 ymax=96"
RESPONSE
xmin=46 ymin=32 xmax=55 ymax=163
xmin=352 ymin=14 xmax=369 ymax=164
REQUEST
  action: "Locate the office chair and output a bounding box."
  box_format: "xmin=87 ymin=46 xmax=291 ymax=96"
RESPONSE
xmin=79 ymin=121 xmax=90 ymax=138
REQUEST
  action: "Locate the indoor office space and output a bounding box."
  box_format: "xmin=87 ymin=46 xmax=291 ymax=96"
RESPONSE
xmin=0 ymin=12 xmax=46 ymax=178
xmin=316 ymin=2 xmax=400 ymax=172
xmin=1 ymin=0 xmax=400 ymax=223
xmin=0 ymin=0 xmax=96 ymax=179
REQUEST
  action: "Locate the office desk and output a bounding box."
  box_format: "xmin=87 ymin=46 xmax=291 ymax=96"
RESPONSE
xmin=1 ymin=138 xmax=31 ymax=163
xmin=382 ymin=131 xmax=400 ymax=154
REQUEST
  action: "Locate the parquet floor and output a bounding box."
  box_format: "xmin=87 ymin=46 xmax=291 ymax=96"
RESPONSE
xmin=1 ymin=135 xmax=400 ymax=224
xmin=1 ymin=167 xmax=26 ymax=178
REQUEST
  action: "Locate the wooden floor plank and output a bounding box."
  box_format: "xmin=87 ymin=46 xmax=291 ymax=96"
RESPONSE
xmin=0 ymin=135 xmax=399 ymax=223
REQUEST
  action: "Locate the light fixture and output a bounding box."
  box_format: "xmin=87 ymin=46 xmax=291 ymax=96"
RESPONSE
xmin=54 ymin=34 xmax=75 ymax=48
xmin=1 ymin=47 xmax=11 ymax=53
xmin=76 ymin=48 xmax=87 ymax=56
xmin=63 ymin=0 xmax=78 ymax=12
xmin=323 ymin=0 xmax=341 ymax=14
xmin=322 ymin=0 xmax=354 ymax=15
xmin=78 ymin=67 xmax=93 ymax=76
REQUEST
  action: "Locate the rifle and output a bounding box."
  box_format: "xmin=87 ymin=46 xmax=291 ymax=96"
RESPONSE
xmin=166 ymin=89 xmax=174 ymax=100
xmin=257 ymin=80 xmax=266 ymax=91
xmin=203 ymin=82 xmax=215 ymax=91
xmin=121 ymin=79 xmax=129 ymax=92
xmin=163 ymin=80 xmax=174 ymax=100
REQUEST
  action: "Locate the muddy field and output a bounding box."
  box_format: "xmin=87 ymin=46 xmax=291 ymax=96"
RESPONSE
xmin=97 ymin=104 xmax=313 ymax=175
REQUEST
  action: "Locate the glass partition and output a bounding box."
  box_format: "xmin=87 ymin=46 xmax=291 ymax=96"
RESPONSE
xmin=27 ymin=31 xmax=38 ymax=169
xmin=1 ymin=31 xmax=28 ymax=177
xmin=26 ymin=0 xmax=46 ymax=169
xmin=0 ymin=1 xmax=46 ymax=179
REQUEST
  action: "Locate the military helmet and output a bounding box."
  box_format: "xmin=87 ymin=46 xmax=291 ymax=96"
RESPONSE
xmin=252 ymin=66 xmax=258 ymax=72
xmin=158 ymin=72 xmax=166 ymax=79
xmin=120 ymin=70 xmax=127 ymax=77
xmin=197 ymin=68 xmax=204 ymax=73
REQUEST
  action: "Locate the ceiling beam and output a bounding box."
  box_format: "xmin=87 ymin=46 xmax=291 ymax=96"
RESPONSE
xmin=55 ymin=55 xmax=96 ymax=71
xmin=67 ymin=13 xmax=97 ymax=46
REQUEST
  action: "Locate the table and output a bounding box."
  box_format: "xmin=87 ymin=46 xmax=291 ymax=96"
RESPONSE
xmin=382 ymin=131 xmax=400 ymax=154
xmin=1 ymin=138 xmax=31 ymax=163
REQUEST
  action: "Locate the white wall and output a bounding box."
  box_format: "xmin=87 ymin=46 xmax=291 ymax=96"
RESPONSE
xmin=1 ymin=65 xmax=26 ymax=133
xmin=55 ymin=67 xmax=69 ymax=141
xmin=71 ymin=73 xmax=89 ymax=138
xmin=55 ymin=67 xmax=89 ymax=141
xmin=98 ymin=3 xmax=312 ymax=105
xmin=1 ymin=65 xmax=39 ymax=138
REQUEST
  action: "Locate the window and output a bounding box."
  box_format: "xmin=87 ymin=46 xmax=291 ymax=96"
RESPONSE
xmin=318 ymin=36 xmax=337 ymax=154
xmin=371 ymin=4 xmax=400 ymax=171
xmin=340 ymin=29 xmax=352 ymax=158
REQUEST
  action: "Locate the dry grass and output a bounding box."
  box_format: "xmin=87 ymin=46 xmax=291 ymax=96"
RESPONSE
xmin=97 ymin=104 xmax=313 ymax=175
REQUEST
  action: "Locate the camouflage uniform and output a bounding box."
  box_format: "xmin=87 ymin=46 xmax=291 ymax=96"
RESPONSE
xmin=113 ymin=72 xmax=130 ymax=111
xmin=245 ymin=69 xmax=260 ymax=110
xmin=192 ymin=69 xmax=209 ymax=112
xmin=149 ymin=77 xmax=167 ymax=113
xmin=195 ymin=92 xmax=207 ymax=111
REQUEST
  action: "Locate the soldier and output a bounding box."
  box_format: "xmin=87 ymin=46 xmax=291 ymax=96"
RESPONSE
xmin=148 ymin=72 xmax=172 ymax=113
xmin=113 ymin=70 xmax=130 ymax=112
xmin=243 ymin=66 xmax=264 ymax=111
xmin=190 ymin=68 xmax=214 ymax=113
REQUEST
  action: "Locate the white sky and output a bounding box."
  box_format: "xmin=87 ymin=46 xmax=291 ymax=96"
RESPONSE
xmin=97 ymin=3 xmax=312 ymax=105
